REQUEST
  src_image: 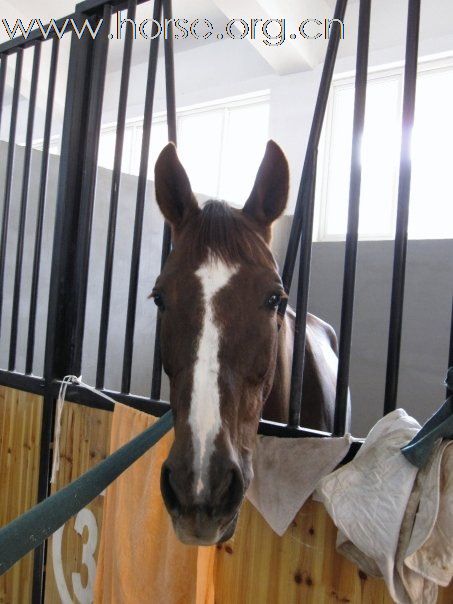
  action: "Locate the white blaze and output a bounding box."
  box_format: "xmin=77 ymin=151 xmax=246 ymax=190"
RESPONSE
xmin=189 ymin=259 xmax=237 ymax=496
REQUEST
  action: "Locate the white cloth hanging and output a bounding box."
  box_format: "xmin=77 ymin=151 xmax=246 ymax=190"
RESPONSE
xmin=316 ymin=409 xmax=453 ymax=604
xmin=246 ymin=433 xmax=353 ymax=536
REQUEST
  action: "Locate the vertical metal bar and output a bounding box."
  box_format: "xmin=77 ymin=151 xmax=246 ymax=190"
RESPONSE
xmin=0 ymin=55 xmax=8 ymax=133
xmin=162 ymin=0 xmax=177 ymax=144
xmin=34 ymin=13 xmax=100 ymax=602
xmin=447 ymin=297 xmax=453 ymax=397
xmin=121 ymin=0 xmax=162 ymax=394
xmin=150 ymin=0 xmax=176 ymax=400
xmin=287 ymin=155 xmax=317 ymax=428
xmin=97 ymin=0 xmax=136 ymax=389
xmin=333 ymin=0 xmax=371 ymax=436
xmin=26 ymin=37 xmax=59 ymax=375
xmin=32 ymin=389 xmax=54 ymax=604
xmin=384 ymin=0 xmax=421 ymax=415
xmin=285 ymin=0 xmax=347 ymax=428
xmin=71 ymin=4 xmax=112 ymax=376
xmin=280 ymin=0 xmax=348 ymax=299
xmin=8 ymin=43 xmax=41 ymax=371
xmin=0 ymin=49 xmax=23 ymax=338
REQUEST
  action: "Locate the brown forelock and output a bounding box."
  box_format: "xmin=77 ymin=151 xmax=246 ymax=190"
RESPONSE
xmin=176 ymin=199 xmax=278 ymax=269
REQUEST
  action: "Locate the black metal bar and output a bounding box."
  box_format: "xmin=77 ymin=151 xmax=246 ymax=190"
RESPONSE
xmin=97 ymin=0 xmax=136 ymax=389
xmin=32 ymin=390 xmax=53 ymax=604
xmin=151 ymin=0 xmax=176 ymax=399
xmin=34 ymin=13 xmax=99 ymax=601
xmin=60 ymin=383 xmax=170 ymax=415
xmin=280 ymin=0 xmax=348 ymax=299
xmin=383 ymin=0 xmax=421 ymax=415
xmin=55 ymin=381 xmax=336 ymax=440
xmin=279 ymin=0 xmax=347 ymax=427
xmin=287 ymin=154 xmax=317 ymax=427
xmin=162 ymin=0 xmax=177 ymax=145
xmin=71 ymin=5 xmax=112 ymax=376
xmin=0 ymin=55 xmax=8 ymax=133
xmin=0 ymin=50 xmax=23 ymax=338
xmin=333 ymin=0 xmax=371 ymax=436
xmin=26 ymin=37 xmax=59 ymax=375
xmin=448 ymin=297 xmax=453 ymax=398
xmin=121 ymin=0 xmax=161 ymax=394
xmin=0 ymin=15 xmax=75 ymax=56
xmin=76 ymin=0 xmax=150 ymax=17
xmin=8 ymin=43 xmax=42 ymax=371
xmin=0 ymin=369 xmax=45 ymax=394
xmin=43 ymin=15 xmax=95 ymax=380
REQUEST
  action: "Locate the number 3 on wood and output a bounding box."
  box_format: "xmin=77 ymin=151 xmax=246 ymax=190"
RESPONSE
xmin=52 ymin=508 xmax=98 ymax=604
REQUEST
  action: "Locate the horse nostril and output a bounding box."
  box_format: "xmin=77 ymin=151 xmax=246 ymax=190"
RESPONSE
xmin=160 ymin=464 xmax=180 ymax=513
xmin=218 ymin=466 xmax=244 ymax=513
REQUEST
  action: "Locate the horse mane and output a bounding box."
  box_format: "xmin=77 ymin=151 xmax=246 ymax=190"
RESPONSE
xmin=186 ymin=200 xmax=276 ymax=268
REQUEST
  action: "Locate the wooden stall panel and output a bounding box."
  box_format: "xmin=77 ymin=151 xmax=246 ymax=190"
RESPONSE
xmin=215 ymin=498 xmax=453 ymax=604
xmin=0 ymin=386 xmax=43 ymax=604
xmin=44 ymin=402 xmax=112 ymax=604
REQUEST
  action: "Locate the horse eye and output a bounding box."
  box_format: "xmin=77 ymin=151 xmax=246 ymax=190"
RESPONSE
xmin=153 ymin=293 xmax=165 ymax=310
xmin=266 ymin=293 xmax=281 ymax=310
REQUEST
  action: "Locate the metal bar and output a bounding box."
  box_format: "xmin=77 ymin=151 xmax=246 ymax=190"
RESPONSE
xmin=121 ymin=0 xmax=161 ymax=393
xmin=151 ymin=0 xmax=176 ymax=399
xmin=0 ymin=50 xmax=23 ymax=338
xmin=0 ymin=369 xmax=45 ymax=394
xmin=0 ymin=55 xmax=8 ymax=132
xmin=447 ymin=297 xmax=453 ymax=397
xmin=287 ymin=154 xmax=318 ymax=427
xmin=71 ymin=5 xmax=112 ymax=376
xmin=35 ymin=14 xmax=98 ymax=601
xmin=333 ymin=0 xmax=371 ymax=436
xmin=31 ymin=390 xmax=54 ymax=604
xmin=97 ymin=0 xmax=136 ymax=389
xmin=8 ymin=43 xmax=42 ymax=371
xmin=162 ymin=0 xmax=177 ymax=144
xmin=76 ymin=0 xmax=150 ymax=17
xmin=280 ymin=0 xmax=347 ymax=427
xmin=280 ymin=0 xmax=348 ymax=299
xmin=383 ymin=0 xmax=421 ymax=415
xmin=26 ymin=37 xmax=59 ymax=375
xmin=0 ymin=15 xmax=76 ymax=56
xmin=54 ymin=381 xmax=336 ymax=440
xmin=43 ymin=23 xmax=94 ymax=380
xmin=62 ymin=384 xmax=169 ymax=414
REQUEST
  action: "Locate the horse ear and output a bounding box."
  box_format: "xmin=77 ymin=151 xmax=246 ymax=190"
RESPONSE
xmin=154 ymin=143 xmax=199 ymax=228
xmin=243 ymin=140 xmax=289 ymax=230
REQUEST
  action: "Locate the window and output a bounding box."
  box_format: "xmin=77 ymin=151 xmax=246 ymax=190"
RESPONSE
xmin=317 ymin=56 xmax=453 ymax=240
xmin=98 ymin=91 xmax=270 ymax=203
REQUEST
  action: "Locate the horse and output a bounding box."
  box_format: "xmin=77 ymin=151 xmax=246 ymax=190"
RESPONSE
xmin=152 ymin=140 xmax=344 ymax=545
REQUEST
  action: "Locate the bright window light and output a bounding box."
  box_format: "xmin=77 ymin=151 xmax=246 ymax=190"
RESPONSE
xmin=178 ymin=108 xmax=224 ymax=198
xmin=318 ymin=57 xmax=453 ymax=240
xmin=218 ymin=101 xmax=270 ymax=202
xmin=410 ymin=67 xmax=453 ymax=238
xmin=94 ymin=92 xmax=270 ymax=203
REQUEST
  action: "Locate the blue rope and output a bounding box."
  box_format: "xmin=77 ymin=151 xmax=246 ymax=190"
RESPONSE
xmin=0 ymin=410 xmax=173 ymax=575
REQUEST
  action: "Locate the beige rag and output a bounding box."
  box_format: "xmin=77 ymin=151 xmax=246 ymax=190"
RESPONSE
xmin=317 ymin=409 xmax=453 ymax=604
xmin=246 ymin=434 xmax=353 ymax=536
xmin=94 ymin=403 xmax=215 ymax=604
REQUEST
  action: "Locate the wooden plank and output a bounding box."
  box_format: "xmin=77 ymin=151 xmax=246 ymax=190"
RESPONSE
xmin=0 ymin=386 xmax=43 ymax=604
xmin=43 ymin=401 xmax=112 ymax=604
xmin=215 ymin=498 xmax=453 ymax=603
